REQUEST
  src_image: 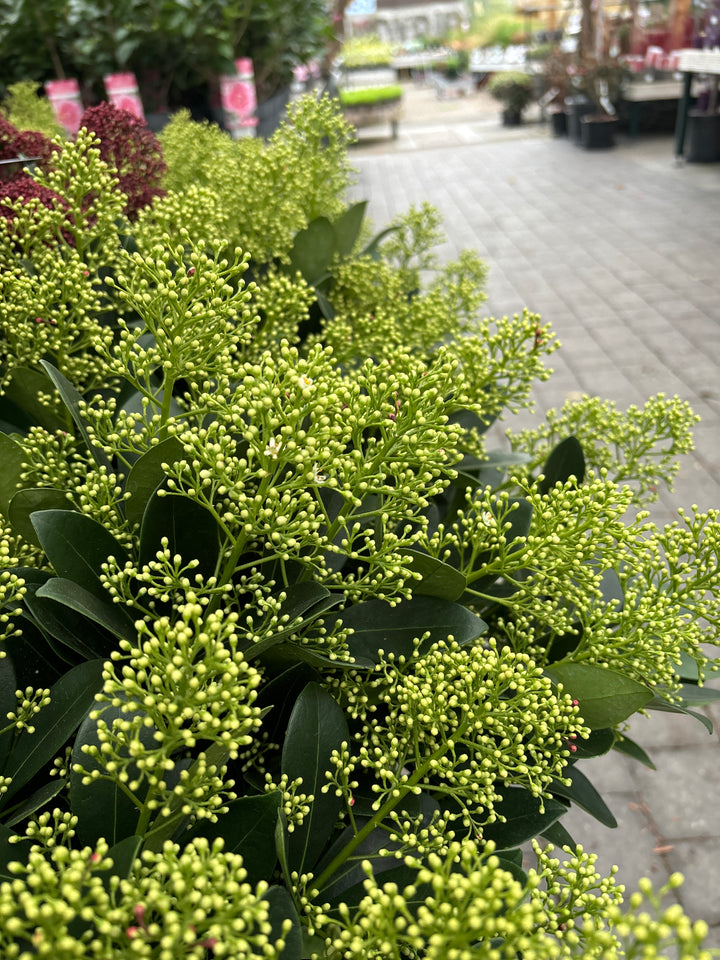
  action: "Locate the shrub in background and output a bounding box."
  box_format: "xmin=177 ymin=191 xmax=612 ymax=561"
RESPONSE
xmin=0 ymin=94 xmax=718 ymax=959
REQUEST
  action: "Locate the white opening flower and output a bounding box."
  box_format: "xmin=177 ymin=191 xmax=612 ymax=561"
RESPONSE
xmin=297 ymin=374 xmax=313 ymax=390
xmin=264 ymin=437 xmax=282 ymax=459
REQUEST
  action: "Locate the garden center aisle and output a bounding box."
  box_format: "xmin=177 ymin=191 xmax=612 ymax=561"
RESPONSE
xmin=349 ymin=83 xmax=720 ymax=943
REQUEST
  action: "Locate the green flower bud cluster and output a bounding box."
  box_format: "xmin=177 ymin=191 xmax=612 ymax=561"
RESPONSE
xmin=509 ymin=393 xmax=699 ymax=503
xmin=97 ymin=238 xmax=256 ymax=407
xmin=164 ymin=342 xmax=462 ymax=602
xmin=336 ymin=638 xmax=586 ymax=825
xmin=319 ymin=839 xmax=716 ymax=960
xmin=0 ymin=835 xmax=286 ymax=959
xmin=1 ymin=685 xmax=51 ymax=735
xmin=152 ymin=95 xmax=354 ymax=263
xmin=75 ymin=602 xmax=262 ymax=831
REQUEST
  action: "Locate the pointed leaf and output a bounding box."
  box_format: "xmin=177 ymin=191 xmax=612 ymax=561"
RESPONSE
xmin=544 ymin=663 xmax=653 ymax=729
xmin=2 ymin=613 xmax=67 ymax=689
xmin=645 ymin=695 xmax=713 ymax=733
xmin=333 ymin=201 xmax=367 ymax=258
xmin=483 ymin=788 xmax=569 ymax=849
xmin=3 ymin=780 xmax=65 ymax=827
xmin=263 ymin=886 xmax=302 ymax=960
xmin=289 ymin=218 xmax=336 ymax=284
xmin=36 ymin=578 xmax=136 ymax=644
xmin=40 ymin=361 xmax=111 ymax=468
xmin=139 ymin=491 xmax=219 ymax=580
xmin=185 ymin=792 xmax=282 ymax=884
xmin=674 ymin=682 xmax=720 ymax=707
xmin=612 ymin=734 xmax=656 ymax=770
xmin=125 ymin=437 xmax=185 ymax=526
xmin=540 ymin=819 xmax=576 ymax=849
xmin=8 ymin=488 xmax=74 ymax=546
xmin=538 ymin=436 xmax=585 ymax=495
xmin=339 ymin=596 xmax=487 ymax=667
xmin=2 ymin=659 xmax=104 ymax=805
xmin=361 ymin=223 xmax=401 ymax=260
xmin=550 ymin=766 xmax=617 ymax=828
xmin=31 ymin=510 xmax=128 ymax=600
xmin=24 ymin=585 xmax=113 ymax=661
xmin=3 ymin=367 xmax=66 ymax=432
xmin=281 ymin=682 xmax=349 ymax=874
xmin=402 ymin=548 xmax=467 ymax=601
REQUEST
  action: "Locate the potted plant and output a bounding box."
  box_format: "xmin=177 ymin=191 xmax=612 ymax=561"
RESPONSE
xmin=576 ymin=56 xmax=625 ymax=148
xmin=338 ymin=35 xmax=402 ymax=139
xmin=488 ymin=70 xmax=534 ymax=125
xmin=686 ymin=85 xmax=720 ymax=161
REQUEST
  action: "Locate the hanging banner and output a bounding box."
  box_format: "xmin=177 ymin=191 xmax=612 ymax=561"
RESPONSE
xmin=45 ymin=79 xmax=84 ymax=136
xmin=104 ymin=73 xmax=145 ymax=119
xmin=220 ymin=58 xmax=259 ymax=138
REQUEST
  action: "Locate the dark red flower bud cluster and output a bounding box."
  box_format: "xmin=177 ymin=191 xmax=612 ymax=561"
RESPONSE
xmin=79 ymin=102 xmax=167 ymax=220
xmin=0 ymin=115 xmax=54 ymax=166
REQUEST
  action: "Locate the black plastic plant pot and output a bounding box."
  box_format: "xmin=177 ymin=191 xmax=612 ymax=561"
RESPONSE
xmin=580 ymin=114 xmax=618 ymax=149
xmin=502 ymin=109 xmax=522 ymax=126
xmin=565 ymin=96 xmax=593 ymax=143
xmin=686 ymin=110 xmax=720 ymax=162
xmin=549 ymin=109 xmax=567 ymax=136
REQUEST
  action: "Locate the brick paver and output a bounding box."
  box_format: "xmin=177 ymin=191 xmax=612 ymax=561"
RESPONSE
xmin=349 ymin=92 xmax=720 ymax=937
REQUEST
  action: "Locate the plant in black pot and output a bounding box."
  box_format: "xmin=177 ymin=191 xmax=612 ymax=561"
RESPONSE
xmin=488 ymin=70 xmax=534 ymax=125
xmin=686 ymin=84 xmax=720 ymax=162
xmin=575 ymin=56 xmax=625 ymax=149
xmin=540 ymin=47 xmax=572 ymax=136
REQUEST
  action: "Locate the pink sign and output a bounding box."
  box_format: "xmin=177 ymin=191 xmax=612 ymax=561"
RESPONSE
xmin=45 ymin=79 xmax=84 ymax=136
xmin=104 ymin=73 xmax=145 ymax=120
xmin=220 ymin=58 xmax=258 ymax=138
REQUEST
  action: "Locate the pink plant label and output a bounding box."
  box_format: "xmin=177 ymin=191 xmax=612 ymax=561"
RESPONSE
xmin=45 ymin=78 xmax=84 ymax=135
xmin=220 ymin=59 xmax=258 ymax=137
xmin=104 ymin=73 xmax=145 ymax=120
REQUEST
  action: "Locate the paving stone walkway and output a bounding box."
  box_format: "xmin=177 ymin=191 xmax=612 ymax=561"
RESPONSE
xmin=348 ymin=86 xmax=720 ymax=941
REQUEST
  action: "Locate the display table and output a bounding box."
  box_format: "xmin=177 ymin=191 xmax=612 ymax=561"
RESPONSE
xmin=674 ymin=49 xmax=720 ymax=160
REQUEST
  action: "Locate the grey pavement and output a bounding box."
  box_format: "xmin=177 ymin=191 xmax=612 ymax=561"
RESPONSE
xmin=348 ymin=83 xmax=720 ymax=940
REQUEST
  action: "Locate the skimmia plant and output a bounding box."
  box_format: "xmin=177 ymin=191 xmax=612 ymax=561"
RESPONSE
xmin=0 ymin=94 xmax=718 ymax=959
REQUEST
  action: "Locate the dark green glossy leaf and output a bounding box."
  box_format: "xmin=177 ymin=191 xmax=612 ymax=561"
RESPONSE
xmin=289 ymin=218 xmax=336 ymax=284
xmin=263 ymin=886 xmax=302 ymax=960
xmin=70 ymin=704 xmax=154 ymax=845
xmin=550 ymin=766 xmax=617 ymax=828
xmin=572 ymin=727 xmax=615 ymax=760
xmin=482 ymin=787 xmax=568 ymax=849
xmin=333 ymin=201 xmax=367 ymax=259
xmin=24 ymin=585 xmax=111 ymax=661
xmin=540 ymin=819 xmax=576 ymax=849
xmin=402 ymin=548 xmax=467 ymax=601
xmin=2 ymin=779 xmax=65 ymax=828
xmin=599 ymin=567 xmax=624 ymax=611
xmin=2 ymin=612 xmax=67 ymax=689
xmin=339 ymin=596 xmax=487 ymax=667
xmin=3 ymin=367 xmax=66 ymax=432
xmin=2 ymin=659 xmax=104 ymax=806
xmin=36 ymin=578 xmax=135 ymax=644
xmin=281 ymin=682 xmax=348 ymax=874
xmin=537 ymin=435 xmax=585 ymax=495
xmin=98 ymin=835 xmax=142 ymax=891
xmin=496 ymin=855 xmax=529 ymax=888
xmin=675 ymin=651 xmax=700 ymax=683
xmin=0 ymin=432 xmax=26 ymax=517
xmin=674 ymin=682 xmax=720 ymax=707
xmin=185 ymin=792 xmax=282 ymax=884
xmin=612 ymin=734 xmax=656 ymax=770
xmin=0 ymin=656 xmax=16 ymax=733
xmin=502 ymin=497 xmax=533 ymax=549
xmin=645 ymin=695 xmax=713 ymax=733
xmin=40 ymin=361 xmax=112 ymax=469
xmin=139 ymin=491 xmax=219 ymax=580
xmin=275 ymin=809 xmax=292 ymax=889
xmin=8 ymin=488 xmax=74 ymax=546
xmin=244 ymin=583 xmax=338 ymax=661
xmin=544 ymin=663 xmax=652 ymax=729
xmin=31 ymin=510 xmax=128 ymax=601
xmin=125 ymin=437 xmax=185 ymax=527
